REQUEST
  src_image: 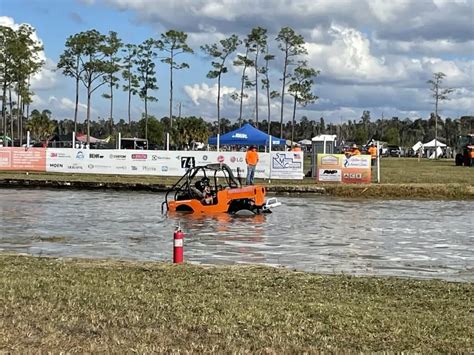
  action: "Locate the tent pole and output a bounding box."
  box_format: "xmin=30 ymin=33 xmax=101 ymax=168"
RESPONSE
xmin=217 ymin=134 xmax=220 ymax=152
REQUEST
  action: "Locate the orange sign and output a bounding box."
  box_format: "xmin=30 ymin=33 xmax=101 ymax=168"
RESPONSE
xmin=0 ymin=148 xmax=47 ymax=171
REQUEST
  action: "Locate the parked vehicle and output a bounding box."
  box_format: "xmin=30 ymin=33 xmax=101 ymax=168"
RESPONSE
xmin=455 ymin=134 xmax=474 ymax=166
xmin=120 ymin=137 xmax=148 ymax=150
xmin=386 ymin=145 xmax=402 ymax=157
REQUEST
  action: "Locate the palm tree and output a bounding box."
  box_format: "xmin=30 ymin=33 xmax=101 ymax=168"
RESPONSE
xmin=26 ymin=109 xmax=56 ymax=143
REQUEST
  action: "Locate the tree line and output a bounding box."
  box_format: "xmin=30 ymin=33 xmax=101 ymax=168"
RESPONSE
xmin=1 ymin=24 xmax=471 ymax=150
xmin=0 ymin=24 xmax=43 ymax=146
xmin=23 ymin=108 xmax=474 ymax=151
xmin=1 ymin=25 xmax=319 ymax=145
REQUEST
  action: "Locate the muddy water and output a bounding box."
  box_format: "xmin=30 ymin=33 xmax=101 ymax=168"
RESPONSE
xmin=0 ymin=188 xmax=472 ymax=281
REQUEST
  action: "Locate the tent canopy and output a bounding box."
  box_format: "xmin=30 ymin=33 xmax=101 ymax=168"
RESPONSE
xmin=423 ymin=139 xmax=446 ymax=148
xmin=412 ymin=141 xmax=423 ymax=151
xmin=76 ymin=133 xmax=110 ymax=143
xmin=312 ymin=134 xmax=337 ymax=142
xmin=208 ymin=123 xmax=285 ymax=146
xmin=298 ymin=139 xmax=312 ymax=145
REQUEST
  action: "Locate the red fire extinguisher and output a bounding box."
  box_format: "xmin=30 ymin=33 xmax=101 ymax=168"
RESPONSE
xmin=173 ymin=228 xmax=184 ymax=264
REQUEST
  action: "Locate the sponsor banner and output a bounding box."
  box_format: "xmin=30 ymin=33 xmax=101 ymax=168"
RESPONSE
xmin=37 ymin=148 xmax=305 ymax=179
xmin=342 ymin=169 xmax=371 ymax=184
xmin=342 ymin=155 xmax=371 ymax=168
xmin=41 ymin=149 xmax=271 ymax=178
xmin=0 ymin=148 xmax=46 ymax=171
xmin=317 ymin=154 xmax=371 ymax=183
xmin=176 ymin=152 xmax=272 ymax=179
xmin=270 ymin=151 xmax=304 ymax=179
xmin=318 ymin=168 xmax=342 ymax=182
xmin=0 ymin=148 xmax=304 ymax=179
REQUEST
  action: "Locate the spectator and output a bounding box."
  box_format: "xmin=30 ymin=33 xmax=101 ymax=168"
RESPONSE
xmin=368 ymin=143 xmax=377 ymax=166
xmin=348 ymin=143 xmax=361 ymax=156
xmin=245 ymin=146 xmax=259 ymax=185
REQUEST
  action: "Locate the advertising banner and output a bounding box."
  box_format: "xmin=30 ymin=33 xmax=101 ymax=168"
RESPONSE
xmin=317 ymin=154 xmax=371 ymax=183
xmin=45 ymin=149 xmax=275 ymax=178
xmin=270 ymin=151 xmax=304 ymax=179
xmin=0 ymin=148 xmax=303 ymax=180
xmin=0 ymin=147 xmax=46 ymax=171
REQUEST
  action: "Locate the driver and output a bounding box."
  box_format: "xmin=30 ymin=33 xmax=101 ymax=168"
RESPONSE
xmin=200 ymin=177 xmax=213 ymax=205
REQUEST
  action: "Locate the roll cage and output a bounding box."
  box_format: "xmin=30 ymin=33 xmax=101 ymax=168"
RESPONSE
xmin=162 ymin=163 xmax=242 ymax=211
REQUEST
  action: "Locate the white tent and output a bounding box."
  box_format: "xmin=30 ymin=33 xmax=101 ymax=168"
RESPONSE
xmin=298 ymin=139 xmax=312 ymax=145
xmin=423 ymin=139 xmax=446 ymax=148
xmin=412 ymin=141 xmax=423 ymax=152
xmin=422 ymin=139 xmax=447 ymax=159
xmin=312 ymin=134 xmax=337 ymax=142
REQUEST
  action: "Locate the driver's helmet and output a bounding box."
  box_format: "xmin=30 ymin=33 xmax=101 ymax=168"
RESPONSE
xmin=201 ymin=177 xmax=210 ymax=187
xmin=195 ymin=180 xmax=203 ymax=191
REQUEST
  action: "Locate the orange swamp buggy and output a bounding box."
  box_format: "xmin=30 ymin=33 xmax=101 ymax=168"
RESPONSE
xmin=162 ymin=163 xmax=280 ymax=215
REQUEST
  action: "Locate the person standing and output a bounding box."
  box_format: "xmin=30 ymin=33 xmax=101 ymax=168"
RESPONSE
xmin=245 ymin=146 xmax=259 ymax=185
xmin=368 ymin=143 xmax=377 ymax=166
xmin=349 ymin=143 xmax=361 ymax=156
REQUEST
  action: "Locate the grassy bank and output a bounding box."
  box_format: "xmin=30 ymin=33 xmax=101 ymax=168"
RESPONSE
xmin=0 ymin=158 xmax=472 ymax=199
xmin=0 ymin=255 xmax=472 ymax=353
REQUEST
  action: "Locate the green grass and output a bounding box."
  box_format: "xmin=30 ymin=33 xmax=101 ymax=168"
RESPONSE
xmin=0 ymin=255 xmax=472 ymax=353
xmin=376 ymin=157 xmax=473 ymax=184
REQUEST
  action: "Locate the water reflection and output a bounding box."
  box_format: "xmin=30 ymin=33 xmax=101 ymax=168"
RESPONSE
xmin=168 ymin=212 xmax=267 ymax=265
xmin=0 ymin=188 xmax=472 ymax=282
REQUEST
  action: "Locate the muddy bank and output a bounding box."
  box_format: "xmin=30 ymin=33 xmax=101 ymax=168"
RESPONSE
xmin=0 ymin=177 xmax=168 ymax=192
xmin=0 ymin=177 xmax=472 ymax=199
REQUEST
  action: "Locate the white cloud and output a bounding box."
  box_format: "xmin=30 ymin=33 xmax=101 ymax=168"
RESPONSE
xmin=366 ymin=0 xmax=409 ymax=23
xmin=304 ymin=24 xmax=473 ymax=93
xmin=30 ymin=58 xmax=59 ymax=91
xmin=0 ymin=16 xmax=16 ymax=28
xmin=183 ymin=81 xmax=307 ymax=123
xmin=29 ymin=95 xmax=95 ymax=120
xmin=184 ymin=83 xmax=237 ymax=106
xmin=31 ymin=94 xmax=45 ymax=106
xmin=306 ymin=25 xmax=395 ymax=83
xmin=6 ymin=1 xmax=471 ymax=123
xmin=54 ymin=96 xmax=90 ymax=113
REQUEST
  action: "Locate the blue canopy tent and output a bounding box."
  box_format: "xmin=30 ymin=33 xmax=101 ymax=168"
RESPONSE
xmin=208 ymin=123 xmax=285 ymax=146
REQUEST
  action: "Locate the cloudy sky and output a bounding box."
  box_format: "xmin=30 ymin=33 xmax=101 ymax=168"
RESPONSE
xmin=1 ymin=0 xmax=473 ymax=124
